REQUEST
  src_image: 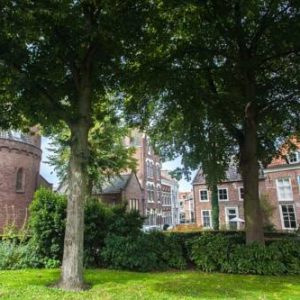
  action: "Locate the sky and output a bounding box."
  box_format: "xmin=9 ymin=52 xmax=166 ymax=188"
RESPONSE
xmin=40 ymin=137 xmax=195 ymax=192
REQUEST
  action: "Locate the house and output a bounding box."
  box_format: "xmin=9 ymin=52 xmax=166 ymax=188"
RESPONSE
xmin=95 ymin=172 xmax=144 ymax=215
xmin=193 ymin=144 xmax=300 ymax=231
xmin=124 ymin=129 xmax=163 ymax=227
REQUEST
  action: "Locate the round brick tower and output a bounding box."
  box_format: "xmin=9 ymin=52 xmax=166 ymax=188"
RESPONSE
xmin=0 ymin=129 xmax=42 ymax=231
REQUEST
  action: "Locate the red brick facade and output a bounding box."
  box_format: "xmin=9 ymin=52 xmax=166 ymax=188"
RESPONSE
xmin=0 ymin=131 xmax=42 ymax=230
xmin=98 ymin=173 xmax=144 ymax=215
xmin=193 ymin=148 xmax=300 ymax=231
xmin=124 ymin=130 xmax=163 ymax=226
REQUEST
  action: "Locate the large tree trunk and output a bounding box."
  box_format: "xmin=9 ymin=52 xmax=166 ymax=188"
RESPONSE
xmin=211 ymin=184 xmax=219 ymax=230
xmin=239 ymin=103 xmax=264 ymax=244
xmin=58 ymin=84 xmax=91 ymax=290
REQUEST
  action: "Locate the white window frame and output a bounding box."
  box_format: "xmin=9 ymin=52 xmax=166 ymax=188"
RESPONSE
xmin=218 ymin=188 xmax=229 ymax=201
xmin=288 ymin=151 xmax=300 ymax=164
xmin=238 ymin=187 xmax=244 ymax=201
xmin=276 ymin=178 xmax=293 ymax=201
xmin=297 ymin=175 xmax=300 ymax=193
xmin=199 ymin=189 xmax=209 ymax=202
xmin=129 ymin=199 xmax=139 ymax=211
xmin=201 ymin=210 xmax=212 ymax=229
xmin=225 ymin=206 xmax=239 ymax=230
xmin=279 ymin=204 xmax=298 ymax=230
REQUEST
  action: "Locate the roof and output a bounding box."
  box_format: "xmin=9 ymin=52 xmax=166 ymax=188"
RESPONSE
xmin=100 ymin=174 xmax=132 ymax=194
xmin=192 ymin=163 xmax=264 ymax=185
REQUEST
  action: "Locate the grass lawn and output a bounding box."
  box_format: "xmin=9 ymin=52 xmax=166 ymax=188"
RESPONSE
xmin=0 ymin=269 xmax=299 ymax=300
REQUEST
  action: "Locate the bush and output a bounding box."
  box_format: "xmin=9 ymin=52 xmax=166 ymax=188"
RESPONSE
xmin=0 ymin=240 xmax=42 ymax=270
xmin=29 ymin=188 xmax=66 ymax=263
xmin=101 ymin=231 xmax=187 ymax=272
xmin=28 ymin=188 xmax=145 ymax=268
xmin=190 ymin=233 xmax=300 ymax=275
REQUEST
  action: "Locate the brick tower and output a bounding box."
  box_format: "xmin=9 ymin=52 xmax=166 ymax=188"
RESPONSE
xmin=0 ymin=129 xmax=42 ymax=230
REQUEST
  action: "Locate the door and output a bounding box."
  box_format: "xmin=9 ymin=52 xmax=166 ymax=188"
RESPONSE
xmin=225 ymin=207 xmax=238 ymax=230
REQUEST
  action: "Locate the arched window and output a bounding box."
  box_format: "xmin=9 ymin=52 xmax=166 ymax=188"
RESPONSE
xmin=16 ymin=168 xmax=25 ymax=192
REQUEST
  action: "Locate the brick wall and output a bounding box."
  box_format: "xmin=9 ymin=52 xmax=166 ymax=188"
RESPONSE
xmin=194 ymin=164 xmax=300 ymax=231
xmin=123 ymin=173 xmax=144 ymax=215
xmin=0 ymin=137 xmax=41 ymax=231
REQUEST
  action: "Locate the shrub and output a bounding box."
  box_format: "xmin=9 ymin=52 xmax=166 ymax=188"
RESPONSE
xmin=0 ymin=240 xmax=42 ymax=270
xmin=83 ymin=199 xmax=112 ymax=267
xmin=29 ymin=188 xmax=67 ymax=263
xmin=190 ymin=233 xmax=300 ymax=275
xmin=101 ymin=231 xmax=187 ymax=272
xmin=28 ymin=188 xmax=145 ymax=268
xmin=190 ymin=233 xmax=238 ymax=272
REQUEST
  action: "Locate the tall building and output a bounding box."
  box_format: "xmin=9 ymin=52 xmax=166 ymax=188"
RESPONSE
xmin=193 ymin=144 xmax=300 ymax=231
xmin=161 ymin=170 xmax=180 ymax=227
xmin=124 ymin=129 xmax=162 ymax=227
xmin=0 ymin=129 xmax=51 ymax=230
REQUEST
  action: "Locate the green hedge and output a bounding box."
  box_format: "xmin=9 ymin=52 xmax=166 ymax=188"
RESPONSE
xmin=0 ymin=188 xmax=145 ymax=270
xmin=101 ymin=232 xmax=187 ymax=272
xmin=1 ymin=188 xmax=300 ymax=274
xmin=190 ymin=233 xmax=300 ymax=275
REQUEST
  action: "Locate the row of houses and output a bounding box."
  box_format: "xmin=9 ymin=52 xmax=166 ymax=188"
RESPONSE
xmin=0 ymin=128 xmax=182 ymax=231
xmin=93 ymin=130 xmax=181 ymax=229
xmin=5 ymin=127 xmax=296 ymax=232
xmin=191 ymin=144 xmax=300 ymax=231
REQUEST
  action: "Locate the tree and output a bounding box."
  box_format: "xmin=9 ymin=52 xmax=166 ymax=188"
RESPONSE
xmin=47 ymin=98 xmax=137 ymax=195
xmin=124 ymin=0 xmax=300 ymax=243
xmin=0 ymin=0 xmax=151 ymax=290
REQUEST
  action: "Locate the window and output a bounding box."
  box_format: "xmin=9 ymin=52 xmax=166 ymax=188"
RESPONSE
xmin=280 ymin=204 xmax=297 ymax=229
xmin=199 ymin=189 xmax=209 ymax=202
xmin=201 ymin=210 xmax=212 ymax=228
xmin=157 ymin=186 xmax=161 ymax=202
xmin=156 ymin=165 xmax=160 ymax=179
xmin=288 ymin=151 xmax=300 ymax=164
xmin=297 ymin=176 xmax=300 ymax=192
xmin=239 ymin=187 xmax=244 ymax=201
xmin=218 ymin=188 xmax=228 ymax=201
xmin=146 ymin=161 xmax=154 ymax=178
xmin=129 ymin=199 xmax=139 ymax=211
xmin=16 ymin=168 xmax=24 ymax=192
xmin=145 ymin=209 xmax=157 ymax=226
xmin=225 ymin=207 xmax=238 ymax=230
xmin=147 ymin=184 xmax=155 ymax=202
xmin=276 ymin=178 xmax=293 ymax=201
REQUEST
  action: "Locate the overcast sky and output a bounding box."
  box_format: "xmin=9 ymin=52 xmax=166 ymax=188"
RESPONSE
xmin=40 ymin=137 xmax=194 ymax=192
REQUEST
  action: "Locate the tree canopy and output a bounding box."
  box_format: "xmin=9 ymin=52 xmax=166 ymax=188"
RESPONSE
xmin=124 ymin=0 xmax=300 ymax=243
xmin=0 ymin=0 xmax=153 ymax=290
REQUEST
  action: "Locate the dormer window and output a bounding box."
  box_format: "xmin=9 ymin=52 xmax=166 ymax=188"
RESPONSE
xmin=288 ymin=151 xmax=300 ymax=164
xmin=16 ymin=168 xmax=25 ymax=192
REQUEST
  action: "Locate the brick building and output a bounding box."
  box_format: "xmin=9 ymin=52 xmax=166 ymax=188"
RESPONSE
xmin=95 ymin=172 xmax=144 ymax=215
xmin=161 ymin=170 xmax=180 ymax=227
xmin=124 ymin=129 xmax=163 ymax=228
xmin=193 ymin=147 xmax=300 ymax=231
xmin=0 ymin=129 xmax=51 ymax=231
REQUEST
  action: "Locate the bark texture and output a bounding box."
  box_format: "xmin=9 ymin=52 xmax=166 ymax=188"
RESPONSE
xmin=240 ymin=102 xmax=264 ymax=244
xmin=211 ymin=185 xmax=219 ymax=230
xmin=58 ymin=82 xmax=91 ymax=290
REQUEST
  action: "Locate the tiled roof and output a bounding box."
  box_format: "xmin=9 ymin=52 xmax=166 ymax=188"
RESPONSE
xmin=193 ymin=164 xmax=264 ymax=185
xmin=99 ymin=174 xmax=132 ymax=194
